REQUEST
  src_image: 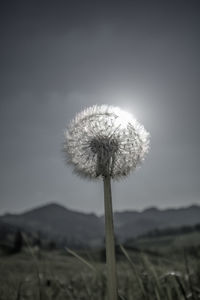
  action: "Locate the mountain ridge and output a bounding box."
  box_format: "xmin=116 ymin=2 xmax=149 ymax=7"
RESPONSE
xmin=3 ymin=203 xmax=200 ymax=218
xmin=1 ymin=203 xmax=200 ymax=246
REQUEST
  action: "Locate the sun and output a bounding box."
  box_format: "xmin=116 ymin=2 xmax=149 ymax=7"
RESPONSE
xmin=113 ymin=107 xmax=134 ymax=128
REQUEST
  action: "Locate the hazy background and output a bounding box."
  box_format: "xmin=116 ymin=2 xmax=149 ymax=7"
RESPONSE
xmin=0 ymin=0 xmax=199 ymax=215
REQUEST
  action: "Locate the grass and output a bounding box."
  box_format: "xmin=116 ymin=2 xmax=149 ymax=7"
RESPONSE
xmin=0 ymin=231 xmax=200 ymax=300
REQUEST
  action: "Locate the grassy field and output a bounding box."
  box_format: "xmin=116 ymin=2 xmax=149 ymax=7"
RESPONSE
xmin=126 ymin=230 xmax=200 ymax=254
xmin=0 ymin=232 xmax=200 ymax=300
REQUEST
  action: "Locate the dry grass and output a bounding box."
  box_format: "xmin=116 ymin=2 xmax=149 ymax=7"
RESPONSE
xmin=0 ymin=245 xmax=200 ymax=300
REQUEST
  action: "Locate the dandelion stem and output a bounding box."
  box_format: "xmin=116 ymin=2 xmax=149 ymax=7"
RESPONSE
xmin=103 ymin=174 xmax=118 ymax=300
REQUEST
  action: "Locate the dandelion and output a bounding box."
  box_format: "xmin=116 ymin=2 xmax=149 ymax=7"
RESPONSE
xmin=64 ymin=105 xmax=150 ymax=300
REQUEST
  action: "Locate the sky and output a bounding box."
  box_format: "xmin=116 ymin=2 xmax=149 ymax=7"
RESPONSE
xmin=0 ymin=0 xmax=200 ymax=215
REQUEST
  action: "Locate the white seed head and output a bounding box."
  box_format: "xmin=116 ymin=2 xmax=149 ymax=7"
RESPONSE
xmin=64 ymin=105 xmax=150 ymax=180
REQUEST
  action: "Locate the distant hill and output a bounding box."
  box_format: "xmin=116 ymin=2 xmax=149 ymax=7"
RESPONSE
xmin=0 ymin=203 xmax=104 ymax=247
xmin=114 ymin=205 xmax=200 ymax=241
xmin=0 ymin=203 xmax=200 ymax=247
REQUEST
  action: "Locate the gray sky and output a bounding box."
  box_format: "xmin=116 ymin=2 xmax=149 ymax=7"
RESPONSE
xmin=0 ymin=0 xmax=200 ymax=215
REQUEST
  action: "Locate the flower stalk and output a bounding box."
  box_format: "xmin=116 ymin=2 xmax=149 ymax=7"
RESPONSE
xmin=103 ymin=174 xmax=118 ymax=300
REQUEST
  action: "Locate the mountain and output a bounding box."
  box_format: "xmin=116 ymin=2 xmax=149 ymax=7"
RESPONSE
xmin=0 ymin=203 xmax=200 ymax=247
xmin=1 ymin=203 xmax=104 ymax=247
xmin=114 ymin=205 xmax=200 ymax=241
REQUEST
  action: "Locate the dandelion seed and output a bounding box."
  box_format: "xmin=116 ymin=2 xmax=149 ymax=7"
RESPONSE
xmin=64 ymin=105 xmax=150 ymax=179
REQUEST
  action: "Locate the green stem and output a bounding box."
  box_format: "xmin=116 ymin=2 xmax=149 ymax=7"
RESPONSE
xmin=103 ymin=175 xmax=118 ymax=300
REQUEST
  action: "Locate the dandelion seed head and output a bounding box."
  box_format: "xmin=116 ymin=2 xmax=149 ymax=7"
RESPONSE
xmin=64 ymin=105 xmax=150 ymax=179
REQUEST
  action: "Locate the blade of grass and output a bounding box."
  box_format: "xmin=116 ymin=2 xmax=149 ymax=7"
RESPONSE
xmin=119 ymin=244 xmax=146 ymax=298
xmin=155 ymin=287 xmax=161 ymax=300
xmin=174 ymin=275 xmax=188 ymax=300
xmin=184 ymin=250 xmax=196 ymax=300
xmin=65 ymin=247 xmax=96 ymax=271
xmin=141 ymin=254 xmax=165 ymax=300
xmin=16 ymin=281 xmax=23 ymax=300
xmin=22 ymin=233 xmax=42 ymax=300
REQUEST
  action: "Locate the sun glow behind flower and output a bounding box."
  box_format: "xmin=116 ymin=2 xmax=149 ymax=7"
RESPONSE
xmin=64 ymin=105 xmax=150 ymax=180
xmin=112 ymin=107 xmax=135 ymax=129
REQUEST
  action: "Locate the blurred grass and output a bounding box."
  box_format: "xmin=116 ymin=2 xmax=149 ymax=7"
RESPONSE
xmin=126 ymin=231 xmax=200 ymax=255
xmin=0 ymin=231 xmax=200 ymax=300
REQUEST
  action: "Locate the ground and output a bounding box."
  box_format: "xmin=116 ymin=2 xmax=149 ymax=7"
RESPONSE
xmin=0 ymin=231 xmax=200 ymax=300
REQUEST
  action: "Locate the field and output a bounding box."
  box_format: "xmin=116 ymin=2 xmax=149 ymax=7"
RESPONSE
xmin=0 ymin=231 xmax=200 ymax=300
